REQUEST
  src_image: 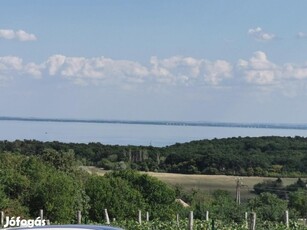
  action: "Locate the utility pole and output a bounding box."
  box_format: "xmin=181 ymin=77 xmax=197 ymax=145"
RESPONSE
xmin=236 ymin=178 xmax=242 ymax=205
xmin=236 ymin=178 xmax=248 ymax=205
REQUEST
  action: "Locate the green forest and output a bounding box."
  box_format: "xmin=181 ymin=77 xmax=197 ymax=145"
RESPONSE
xmin=1 ymin=136 xmax=307 ymax=176
xmin=0 ymin=137 xmax=307 ymax=229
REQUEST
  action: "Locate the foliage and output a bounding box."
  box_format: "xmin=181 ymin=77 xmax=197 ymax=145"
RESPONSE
xmin=288 ymin=189 xmax=307 ymax=218
xmin=85 ymin=175 xmax=145 ymax=221
xmin=105 ymin=170 xmax=181 ymax=220
xmin=0 ymin=184 xmax=8 ymax=210
xmin=253 ymin=177 xmax=287 ymax=198
xmin=2 ymin=139 xmax=307 ymax=225
xmin=102 ymin=219 xmax=307 ymax=230
xmin=2 ymin=136 xmax=307 ymax=176
xmin=247 ymin=192 xmax=288 ymax=222
xmin=28 ymin=169 xmax=85 ymax=223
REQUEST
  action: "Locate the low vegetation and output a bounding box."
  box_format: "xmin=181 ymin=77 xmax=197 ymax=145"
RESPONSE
xmin=0 ymin=138 xmax=307 ymax=229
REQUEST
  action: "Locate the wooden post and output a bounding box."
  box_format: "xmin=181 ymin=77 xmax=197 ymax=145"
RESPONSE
xmin=211 ymin=219 xmax=215 ymax=230
xmin=176 ymin=214 xmax=179 ymax=227
xmin=245 ymin=212 xmax=248 ymax=229
xmin=284 ymin=210 xmax=289 ymax=228
xmin=248 ymin=212 xmax=256 ymax=230
xmin=77 ymin=210 xmax=82 ymax=224
xmin=205 ymin=211 xmax=209 ymax=221
xmin=188 ymin=211 xmax=193 ymax=230
xmin=104 ymin=209 xmax=110 ymax=224
xmin=40 ymin=209 xmax=44 ymax=221
xmin=146 ymin=212 xmax=149 ymax=222
xmin=138 ymin=210 xmax=142 ymax=224
xmin=1 ymin=211 xmax=4 ymax=228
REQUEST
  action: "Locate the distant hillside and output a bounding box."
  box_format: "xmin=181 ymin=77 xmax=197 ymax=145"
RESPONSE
xmin=1 ymin=136 xmax=307 ymax=176
xmin=162 ymin=136 xmax=307 ymax=176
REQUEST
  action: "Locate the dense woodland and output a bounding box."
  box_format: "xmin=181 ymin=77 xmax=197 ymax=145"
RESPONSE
xmin=1 ymin=136 xmax=307 ymax=176
xmin=1 ymin=137 xmax=307 ymax=228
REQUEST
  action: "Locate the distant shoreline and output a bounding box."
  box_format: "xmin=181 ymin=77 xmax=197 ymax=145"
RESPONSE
xmin=1 ymin=116 xmax=307 ymax=131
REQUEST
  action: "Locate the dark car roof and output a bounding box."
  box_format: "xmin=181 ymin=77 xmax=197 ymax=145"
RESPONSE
xmin=5 ymin=224 xmax=124 ymax=230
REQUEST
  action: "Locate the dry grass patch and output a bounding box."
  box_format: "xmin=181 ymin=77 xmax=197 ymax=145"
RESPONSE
xmin=82 ymin=166 xmax=300 ymax=200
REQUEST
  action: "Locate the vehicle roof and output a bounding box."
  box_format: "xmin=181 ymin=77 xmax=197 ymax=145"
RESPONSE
xmin=4 ymin=224 xmax=124 ymax=230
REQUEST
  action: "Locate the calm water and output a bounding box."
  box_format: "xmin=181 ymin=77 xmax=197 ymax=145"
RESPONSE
xmin=1 ymin=120 xmax=307 ymax=147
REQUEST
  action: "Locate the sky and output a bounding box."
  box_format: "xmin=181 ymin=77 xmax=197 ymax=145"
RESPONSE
xmin=1 ymin=0 xmax=307 ymax=123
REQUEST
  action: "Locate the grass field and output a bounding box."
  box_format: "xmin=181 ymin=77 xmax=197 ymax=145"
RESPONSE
xmin=83 ymin=166 xmax=301 ymax=200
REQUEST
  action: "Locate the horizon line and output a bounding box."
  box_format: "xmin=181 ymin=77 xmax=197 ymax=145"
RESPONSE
xmin=1 ymin=116 xmax=307 ymax=131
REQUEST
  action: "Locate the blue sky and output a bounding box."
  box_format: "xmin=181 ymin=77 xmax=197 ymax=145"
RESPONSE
xmin=1 ymin=0 xmax=307 ymax=123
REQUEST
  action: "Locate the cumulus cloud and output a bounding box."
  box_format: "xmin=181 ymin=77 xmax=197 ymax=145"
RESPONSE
xmin=44 ymin=55 xmax=232 ymax=86
xmin=238 ymin=51 xmax=307 ymax=83
xmin=283 ymin=63 xmax=307 ymax=80
xmin=0 ymin=56 xmax=23 ymax=71
xmin=150 ymin=56 xmax=201 ymax=84
xmin=24 ymin=63 xmax=43 ymax=78
xmin=248 ymin=27 xmax=275 ymax=41
xmin=237 ymin=51 xmax=307 ymax=98
xmin=149 ymin=56 xmax=232 ymax=85
xmin=0 ymin=29 xmax=37 ymax=41
xmin=0 ymin=56 xmax=43 ymax=81
xmin=45 ymin=56 xmax=149 ymax=86
xmin=3 ymin=52 xmax=307 ymax=97
xmin=237 ymin=51 xmax=280 ymax=85
xmin=15 ymin=30 xmax=37 ymax=41
xmin=203 ymin=60 xmax=232 ymax=85
xmin=0 ymin=29 xmax=15 ymax=39
xmin=46 ymin=55 xmax=66 ymax=75
xmin=0 ymin=54 xmax=234 ymax=87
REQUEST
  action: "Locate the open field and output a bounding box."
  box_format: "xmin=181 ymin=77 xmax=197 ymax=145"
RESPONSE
xmin=83 ymin=166 xmax=302 ymax=200
xmin=146 ymin=172 xmax=300 ymax=200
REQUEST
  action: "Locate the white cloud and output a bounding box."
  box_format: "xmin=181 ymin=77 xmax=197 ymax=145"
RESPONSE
xmin=237 ymin=51 xmax=279 ymax=85
xmin=24 ymin=63 xmax=43 ymax=78
xmin=0 ymin=56 xmax=42 ymax=80
xmin=248 ymin=27 xmax=275 ymax=41
xmin=0 ymin=29 xmax=37 ymax=41
xmin=3 ymin=52 xmax=307 ymax=97
xmin=46 ymin=55 xmax=66 ymax=75
xmin=283 ymin=63 xmax=307 ymax=80
xmin=149 ymin=56 xmax=232 ymax=85
xmin=203 ymin=60 xmax=232 ymax=85
xmin=0 ymin=56 xmax=23 ymax=71
xmin=15 ymin=30 xmax=37 ymax=41
xmin=0 ymin=54 xmax=234 ymax=87
xmin=45 ymin=56 xmax=150 ymax=86
xmin=0 ymin=29 xmax=15 ymax=39
xmin=237 ymin=52 xmax=307 ymax=98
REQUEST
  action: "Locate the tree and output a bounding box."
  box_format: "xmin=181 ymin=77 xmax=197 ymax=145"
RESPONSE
xmin=40 ymin=148 xmax=77 ymax=172
xmin=288 ymin=189 xmax=307 ymax=218
xmin=107 ymin=170 xmax=179 ymax=220
xmin=29 ymin=170 xmax=83 ymax=223
xmin=85 ymin=175 xmax=145 ymax=221
xmin=247 ymin=192 xmax=288 ymax=221
xmin=0 ymin=185 xmax=8 ymax=210
xmin=195 ymin=190 xmax=244 ymax=223
xmin=253 ymin=178 xmax=286 ymax=198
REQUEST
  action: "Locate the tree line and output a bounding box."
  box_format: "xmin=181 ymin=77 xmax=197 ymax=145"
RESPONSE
xmin=1 ymin=136 xmax=307 ymax=176
xmin=0 ymin=138 xmax=307 ymax=224
xmin=1 ymin=150 xmax=307 ymax=224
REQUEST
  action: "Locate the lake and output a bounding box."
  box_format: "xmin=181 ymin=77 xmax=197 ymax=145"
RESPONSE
xmin=1 ymin=120 xmax=307 ymax=147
